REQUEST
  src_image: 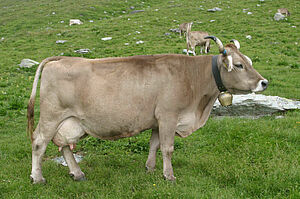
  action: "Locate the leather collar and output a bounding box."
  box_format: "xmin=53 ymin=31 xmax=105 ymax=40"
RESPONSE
xmin=212 ymin=55 xmax=227 ymax=92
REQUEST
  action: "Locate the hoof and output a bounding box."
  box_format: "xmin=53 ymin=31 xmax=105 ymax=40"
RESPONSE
xmin=69 ymin=172 xmax=86 ymax=181
xmin=30 ymin=175 xmax=46 ymax=184
xmin=145 ymin=166 xmax=155 ymax=173
xmin=164 ymin=174 xmax=176 ymax=181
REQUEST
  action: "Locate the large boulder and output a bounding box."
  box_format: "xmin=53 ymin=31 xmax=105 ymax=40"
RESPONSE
xmin=212 ymin=94 xmax=300 ymax=117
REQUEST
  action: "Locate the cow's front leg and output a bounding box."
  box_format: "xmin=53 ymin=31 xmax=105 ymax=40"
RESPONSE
xmin=158 ymin=114 xmax=177 ymax=181
xmin=146 ymin=129 xmax=159 ymax=172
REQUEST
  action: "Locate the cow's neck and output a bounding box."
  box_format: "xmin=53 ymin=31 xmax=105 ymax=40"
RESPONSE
xmin=193 ymin=55 xmax=220 ymax=125
xmin=190 ymin=55 xmax=220 ymax=99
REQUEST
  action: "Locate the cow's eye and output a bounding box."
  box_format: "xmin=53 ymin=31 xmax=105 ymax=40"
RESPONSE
xmin=235 ymin=64 xmax=243 ymax=69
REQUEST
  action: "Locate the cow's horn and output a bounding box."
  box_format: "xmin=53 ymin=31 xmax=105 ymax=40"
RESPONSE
xmin=230 ymin=39 xmax=240 ymax=50
xmin=205 ymin=36 xmax=226 ymax=55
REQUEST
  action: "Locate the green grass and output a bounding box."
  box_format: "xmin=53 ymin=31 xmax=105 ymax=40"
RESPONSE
xmin=0 ymin=0 xmax=299 ymax=198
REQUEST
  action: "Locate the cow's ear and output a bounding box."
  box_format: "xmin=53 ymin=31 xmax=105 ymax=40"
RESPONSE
xmin=222 ymin=54 xmax=233 ymax=72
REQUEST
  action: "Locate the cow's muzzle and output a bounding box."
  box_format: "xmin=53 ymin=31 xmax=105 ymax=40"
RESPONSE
xmin=252 ymin=79 xmax=269 ymax=92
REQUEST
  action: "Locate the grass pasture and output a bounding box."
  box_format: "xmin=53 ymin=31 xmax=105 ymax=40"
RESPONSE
xmin=0 ymin=0 xmax=299 ymax=198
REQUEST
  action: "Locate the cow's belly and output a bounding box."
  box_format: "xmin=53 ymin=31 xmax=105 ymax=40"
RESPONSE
xmin=74 ymin=101 xmax=157 ymax=140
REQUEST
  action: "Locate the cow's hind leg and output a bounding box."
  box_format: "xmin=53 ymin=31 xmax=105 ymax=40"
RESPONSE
xmin=30 ymin=123 xmax=53 ymax=184
xmin=146 ymin=129 xmax=159 ymax=172
xmin=53 ymin=117 xmax=86 ymax=181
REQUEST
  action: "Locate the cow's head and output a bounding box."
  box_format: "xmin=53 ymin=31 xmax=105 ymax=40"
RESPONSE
xmin=205 ymin=36 xmax=268 ymax=94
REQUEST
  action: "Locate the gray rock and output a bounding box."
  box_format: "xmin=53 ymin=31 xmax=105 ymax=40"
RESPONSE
xmin=274 ymin=13 xmax=285 ymax=21
xmin=169 ymin=28 xmax=180 ymax=33
xmin=56 ymin=40 xmax=67 ymax=44
xmin=212 ymin=94 xmax=300 ymax=118
xmin=207 ymin=7 xmax=222 ymax=12
xmin=130 ymin=10 xmax=145 ymax=14
xmin=182 ymin=49 xmax=194 ymax=54
xmin=52 ymin=154 xmax=83 ymax=167
xmin=69 ymin=19 xmax=83 ymax=25
xmin=18 ymin=59 xmax=39 ymax=68
xmin=136 ymin=40 xmax=144 ymax=44
xmin=101 ymin=37 xmax=112 ymax=41
xmin=74 ymin=49 xmax=91 ymax=54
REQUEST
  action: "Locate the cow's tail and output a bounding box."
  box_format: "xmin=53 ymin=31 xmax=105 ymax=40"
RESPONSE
xmin=27 ymin=56 xmax=63 ymax=142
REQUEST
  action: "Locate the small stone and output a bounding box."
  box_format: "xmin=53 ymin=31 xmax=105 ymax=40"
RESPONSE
xmin=56 ymin=40 xmax=67 ymax=44
xmin=69 ymin=19 xmax=83 ymax=25
xmin=169 ymin=28 xmax=180 ymax=33
xmin=74 ymin=49 xmax=91 ymax=54
xmin=274 ymin=13 xmax=285 ymax=21
xmin=246 ymin=35 xmax=252 ymax=39
xmin=52 ymin=154 xmax=83 ymax=167
xmin=101 ymin=37 xmax=112 ymax=41
xmin=124 ymin=43 xmax=129 ymax=46
xmin=247 ymin=12 xmax=252 ymax=15
xmin=165 ymin=33 xmax=171 ymax=36
xmin=18 ymin=59 xmax=39 ymax=68
xmin=207 ymin=7 xmax=222 ymax=12
xmin=136 ymin=40 xmax=144 ymax=44
xmin=130 ymin=10 xmax=144 ymax=14
xmin=183 ymin=49 xmax=194 ymax=54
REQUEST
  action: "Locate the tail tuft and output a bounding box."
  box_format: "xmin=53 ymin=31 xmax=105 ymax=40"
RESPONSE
xmin=27 ymin=98 xmax=35 ymax=142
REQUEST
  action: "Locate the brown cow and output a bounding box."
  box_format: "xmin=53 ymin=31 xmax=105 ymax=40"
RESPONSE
xmin=27 ymin=36 xmax=268 ymax=183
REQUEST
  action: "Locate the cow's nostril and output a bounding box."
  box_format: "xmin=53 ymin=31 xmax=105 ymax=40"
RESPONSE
xmin=261 ymin=79 xmax=268 ymax=88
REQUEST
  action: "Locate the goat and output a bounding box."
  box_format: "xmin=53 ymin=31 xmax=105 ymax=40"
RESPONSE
xmin=179 ymin=22 xmax=193 ymax=38
xmin=277 ymin=8 xmax=290 ymax=16
xmin=186 ymin=23 xmax=210 ymax=56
